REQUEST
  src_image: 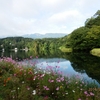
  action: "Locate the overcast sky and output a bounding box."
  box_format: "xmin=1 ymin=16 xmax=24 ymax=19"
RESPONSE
xmin=0 ymin=0 xmax=100 ymax=37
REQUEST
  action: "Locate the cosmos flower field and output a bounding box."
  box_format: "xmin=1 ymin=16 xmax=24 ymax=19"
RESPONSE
xmin=0 ymin=57 xmax=100 ymax=100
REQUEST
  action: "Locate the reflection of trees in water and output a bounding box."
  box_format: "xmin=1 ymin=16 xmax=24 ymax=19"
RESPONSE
xmin=0 ymin=49 xmax=64 ymax=60
xmin=0 ymin=51 xmax=31 ymax=61
xmin=63 ymin=53 xmax=100 ymax=84
xmin=32 ymin=49 xmax=65 ymax=58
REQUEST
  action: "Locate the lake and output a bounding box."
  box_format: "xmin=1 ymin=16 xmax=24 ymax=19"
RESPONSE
xmin=0 ymin=50 xmax=100 ymax=87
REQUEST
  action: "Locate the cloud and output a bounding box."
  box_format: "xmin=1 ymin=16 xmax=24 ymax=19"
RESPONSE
xmin=48 ymin=10 xmax=83 ymax=24
xmin=12 ymin=0 xmax=39 ymax=18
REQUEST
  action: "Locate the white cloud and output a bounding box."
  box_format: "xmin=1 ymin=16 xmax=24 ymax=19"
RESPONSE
xmin=48 ymin=10 xmax=83 ymax=24
xmin=12 ymin=0 xmax=39 ymax=18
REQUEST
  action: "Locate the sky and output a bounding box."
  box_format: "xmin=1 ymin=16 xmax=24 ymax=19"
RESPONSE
xmin=0 ymin=0 xmax=100 ymax=37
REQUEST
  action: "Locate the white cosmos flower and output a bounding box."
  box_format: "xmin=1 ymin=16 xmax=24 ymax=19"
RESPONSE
xmin=66 ymin=92 xmax=68 ymax=94
xmin=34 ymin=71 xmax=37 ymax=74
xmin=72 ymin=90 xmax=75 ymax=93
xmin=22 ymin=81 xmax=24 ymax=83
xmin=32 ymin=90 xmax=36 ymax=95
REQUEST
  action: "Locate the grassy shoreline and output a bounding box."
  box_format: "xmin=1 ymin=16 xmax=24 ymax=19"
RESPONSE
xmin=59 ymin=46 xmax=72 ymax=52
xmin=90 ymin=48 xmax=100 ymax=57
xmin=0 ymin=57 xmax=100 ymax=100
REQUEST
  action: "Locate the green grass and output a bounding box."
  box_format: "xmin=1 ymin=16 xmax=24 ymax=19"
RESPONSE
xmin=59 ymin=46 xmax=72 ymax=52
xmin=0 ymin=57 xmax=100 ymax=100
xmin=90 ymin=48 xmax=100 ymax=57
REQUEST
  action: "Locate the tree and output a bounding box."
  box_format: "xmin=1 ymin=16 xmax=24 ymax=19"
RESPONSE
xmin=94 ymin=10 xmax=100 ymax=16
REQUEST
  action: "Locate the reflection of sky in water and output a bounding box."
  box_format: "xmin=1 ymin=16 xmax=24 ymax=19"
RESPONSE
xmin=25 ymin=58 xmax=100 ymax=87
xmin=36 ymin=60 xmax=75 ymax=75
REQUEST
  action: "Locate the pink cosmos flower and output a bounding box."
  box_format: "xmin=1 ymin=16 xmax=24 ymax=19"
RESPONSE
xmin=48 ymin=79 xmax=54 ymax=83
xmin=43 ymin=86 xmax=50 ymax=90
xmin=84 ymin=91 xmax=88 ymax=95
xmin=36 ymin=56 xmax=38 ymax=58
xmin=27 ymin=87 xmax=30 ymax=90
xmin=30 ymin=56 xmax=32 ymax=59
xmin=60 ymin=77 xmax=64 ymax=81
xmin=56 ymin=87 xmax=59 ymax=90
xmin=90 ymin=92 xmax=94 ymax=96
xmin=14 ymin=74 xmax=17 ymax=76
xmin=56 ymin=78 xmax=61 ymax=82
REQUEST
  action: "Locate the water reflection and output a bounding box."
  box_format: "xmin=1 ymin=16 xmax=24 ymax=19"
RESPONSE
xmin=0 ymin=50 xmax=100 ymax=86
xmin=63 ymin=53 xmax=100 ymax=84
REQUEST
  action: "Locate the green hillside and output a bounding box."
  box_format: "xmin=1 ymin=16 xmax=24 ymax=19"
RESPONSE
xmin=61 ymin=10 xmax=100 ymax=53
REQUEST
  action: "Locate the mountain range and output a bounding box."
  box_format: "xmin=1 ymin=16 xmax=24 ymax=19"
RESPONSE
xmin=22 ymin=33 xmax=67 ymax=39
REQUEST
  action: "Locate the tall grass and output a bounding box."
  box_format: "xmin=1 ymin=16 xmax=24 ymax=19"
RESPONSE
xmin=0 ymin=57 xmax=100 ymax=100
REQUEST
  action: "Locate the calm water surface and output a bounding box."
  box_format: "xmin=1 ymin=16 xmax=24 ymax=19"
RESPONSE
xmin=0 ymin=50 xmax=100 ymax=87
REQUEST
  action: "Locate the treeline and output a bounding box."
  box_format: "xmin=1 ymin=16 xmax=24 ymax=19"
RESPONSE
xmin=0 ymin=37 xmax=65 ymax=52
xmin=29 ymin=38 xmax=66 ymax=51
xmin=0 ymin=37 xmax=33 ymax=51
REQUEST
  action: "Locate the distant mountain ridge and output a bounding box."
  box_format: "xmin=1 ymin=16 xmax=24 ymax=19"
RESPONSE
xmin=22 ymin=33 xmax=67 ymax=38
